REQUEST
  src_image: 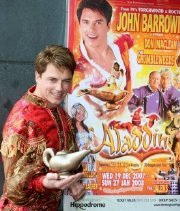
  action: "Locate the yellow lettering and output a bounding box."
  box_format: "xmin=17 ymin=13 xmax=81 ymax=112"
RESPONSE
xmin=132 ymin=128 xmax=142 ymax=151
xmin=94 ymin=123 xmax=170 ymax=159
xmin=141 ymin=14 xmax=148 ymax=32
xmin=144 ymin=38 xmax=154 ymax=49
xmin=116 ymin=12 xmax=140 ymax=32
xmin=121 ymin=135 xmax=131 ymax=153
xmin=141 ymin=14 xmax=180 ymax=33
xmin=102 ymin=123 xmax=116 ymax=154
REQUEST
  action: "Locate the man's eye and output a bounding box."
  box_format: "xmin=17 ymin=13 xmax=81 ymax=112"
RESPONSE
xmin=49 ymin=78 xmax=57 ymax=82
xmin=82 ymin=20 xmax=88 ymax=24
xmin=63 ymin=80 xmax=71 ymax=84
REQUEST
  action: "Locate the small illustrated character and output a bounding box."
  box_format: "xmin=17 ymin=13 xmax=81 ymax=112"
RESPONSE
xmin=109 ymin=107 xmax=159 ymax=133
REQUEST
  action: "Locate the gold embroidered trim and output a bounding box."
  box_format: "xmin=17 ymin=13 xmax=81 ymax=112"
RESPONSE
xmin=1 ymin=134 xmax=46 ymax=158
xmin=24 ymin=87 xmax=47 ymax=108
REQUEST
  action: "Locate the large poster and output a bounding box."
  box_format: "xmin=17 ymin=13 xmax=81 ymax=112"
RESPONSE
xmin=65 ymin=0 xmax=180 ymax=210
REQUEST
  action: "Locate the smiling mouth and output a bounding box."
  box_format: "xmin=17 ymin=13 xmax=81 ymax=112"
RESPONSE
xmin=87 ymin=34 xmax=98 ymax=39
xmin=53 ymin=93 xmax=62 ymax=99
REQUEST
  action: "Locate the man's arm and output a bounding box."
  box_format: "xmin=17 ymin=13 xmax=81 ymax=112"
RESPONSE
xmin=1 ymin=145 xmax=48 ymax=205
xmin=1 ymin=135 xmax=85 ymax=205
xmin=128 ymin=89 xmax=140 ymax=112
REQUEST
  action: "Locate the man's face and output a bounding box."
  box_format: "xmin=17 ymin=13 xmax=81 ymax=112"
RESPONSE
xmin=79 ymin=8 xmax=110 ymax=48
xmin=161 ymin=72 xmax=172 ymax=89
xmin=35 ymin=63 xmax=72 ymax=108
xmin=149 ymin=72 xmax=161 ymax=91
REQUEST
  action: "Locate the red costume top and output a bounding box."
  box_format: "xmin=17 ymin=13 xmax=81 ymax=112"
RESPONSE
xmin=0 ymin=86 xmax=78 ymax=210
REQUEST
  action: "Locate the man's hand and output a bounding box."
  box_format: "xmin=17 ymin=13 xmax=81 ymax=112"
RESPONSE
xmin=43 ymin=172 xmax=83 ymax=191
xmin=68 ymin=181 xmax=86 ymax=201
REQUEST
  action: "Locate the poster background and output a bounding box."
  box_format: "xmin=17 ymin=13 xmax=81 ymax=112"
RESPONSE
xmin=65 ymin=0 xmax=180 ymax=210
